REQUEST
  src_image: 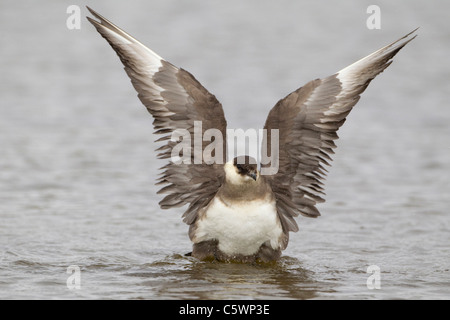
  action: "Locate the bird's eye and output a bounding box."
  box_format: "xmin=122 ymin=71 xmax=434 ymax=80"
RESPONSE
xmin=236 ymin=164 xmax=243 ymax=171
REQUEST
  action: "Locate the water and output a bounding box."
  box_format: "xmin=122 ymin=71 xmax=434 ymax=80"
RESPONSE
xmin=1 ymin=0 xmax=449 ymax=300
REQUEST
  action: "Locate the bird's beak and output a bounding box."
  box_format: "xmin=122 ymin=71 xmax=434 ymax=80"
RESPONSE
xmin=248 ymin=172 xmax=257 ymax=181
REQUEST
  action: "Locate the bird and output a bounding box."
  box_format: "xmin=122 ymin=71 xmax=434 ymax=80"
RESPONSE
xmin=86 ymin=7 xmax=417 ymax=263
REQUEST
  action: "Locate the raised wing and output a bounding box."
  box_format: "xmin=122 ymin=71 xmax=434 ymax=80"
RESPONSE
xmin=262 ymin=29 xmax=417 ymax=238
xmin=87 ymin=7 xmax=227 ymax=225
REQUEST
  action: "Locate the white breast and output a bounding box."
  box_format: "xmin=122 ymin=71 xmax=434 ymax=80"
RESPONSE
xmin=194 ymin=196 xmax=283 ymax=256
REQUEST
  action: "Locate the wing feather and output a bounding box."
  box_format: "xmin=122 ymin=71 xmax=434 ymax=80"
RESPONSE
xmin=87 ymin=7 xmax=227 ymax=225
xmin=263 ymin=29 xmax=417 ymax=238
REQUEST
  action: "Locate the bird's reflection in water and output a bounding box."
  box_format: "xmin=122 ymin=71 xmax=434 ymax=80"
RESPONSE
xmin=138 ymin=254 xmax=335 ymax=299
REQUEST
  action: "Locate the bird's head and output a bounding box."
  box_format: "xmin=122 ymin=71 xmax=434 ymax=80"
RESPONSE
xmin=224 ymin=156 xmax=259 ymax=185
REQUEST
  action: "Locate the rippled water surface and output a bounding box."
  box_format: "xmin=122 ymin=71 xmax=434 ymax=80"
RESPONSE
xmin=1 ymin=0 xmax=449 ymax=299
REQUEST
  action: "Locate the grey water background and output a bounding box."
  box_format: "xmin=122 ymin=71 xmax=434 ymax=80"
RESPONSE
xmin=1 ymin=0 xmax=449 ymax=299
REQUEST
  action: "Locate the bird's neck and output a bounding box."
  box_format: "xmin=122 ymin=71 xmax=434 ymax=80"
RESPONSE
xmin=218 ymin=177 xmax=272 ymax=203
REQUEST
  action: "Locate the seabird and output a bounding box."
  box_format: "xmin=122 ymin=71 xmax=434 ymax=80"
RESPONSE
xmin=86 ymin=7 xmax=416 ymax=263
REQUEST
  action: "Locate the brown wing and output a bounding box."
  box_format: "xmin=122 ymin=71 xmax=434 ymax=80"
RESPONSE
xmin=87 ymin=7 xmax=227 ymax=225
xmin=262 ymin=29 xmax=417 ymax=240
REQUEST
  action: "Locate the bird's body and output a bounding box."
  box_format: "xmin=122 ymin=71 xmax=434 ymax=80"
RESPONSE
xmin=87 ymin=7 xmax=417 ymax=262
xmin=191 ymin=159 xmax=283 ymax=262
xmin=194 ymin=192 xmax=281 ymax=259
